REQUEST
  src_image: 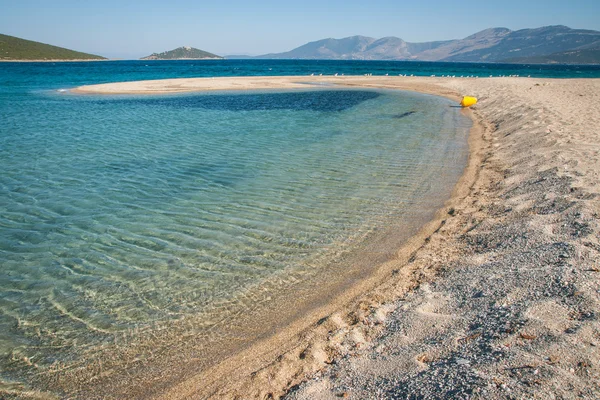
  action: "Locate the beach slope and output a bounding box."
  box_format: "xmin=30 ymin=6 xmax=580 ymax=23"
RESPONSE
xmin=286 ymin=78 xmax=600 ymax=399
xmin=70 ymin=76 xmax=600 ymax=399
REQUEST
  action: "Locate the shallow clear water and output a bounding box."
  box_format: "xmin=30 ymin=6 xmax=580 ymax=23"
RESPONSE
xmin=0 ymin=62 xmax=475 ymax=392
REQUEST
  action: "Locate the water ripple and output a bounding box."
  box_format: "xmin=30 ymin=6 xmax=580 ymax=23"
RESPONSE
xmin=0 ymin=88 xmax=470 ymax=386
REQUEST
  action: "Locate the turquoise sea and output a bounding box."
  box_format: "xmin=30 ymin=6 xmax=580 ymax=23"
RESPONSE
xmin=0 ymin=60 xmax=597 ymax=395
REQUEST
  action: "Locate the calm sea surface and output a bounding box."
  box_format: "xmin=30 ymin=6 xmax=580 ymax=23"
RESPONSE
xmin=0 ymin=60 xmax=595 ymax=394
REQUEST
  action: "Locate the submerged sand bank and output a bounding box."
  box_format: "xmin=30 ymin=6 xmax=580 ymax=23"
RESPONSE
xmin=48 ymin=77 xmax=600 ymax=399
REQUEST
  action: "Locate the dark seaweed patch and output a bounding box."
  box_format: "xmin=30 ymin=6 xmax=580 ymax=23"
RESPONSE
xmin=111 ymin=90 xmax=381 ymax=112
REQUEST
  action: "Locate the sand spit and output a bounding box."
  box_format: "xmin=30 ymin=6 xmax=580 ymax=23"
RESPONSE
xmin=73 ymin=76 xmax=322 ymax=94
xmin=50 ymin=76 xmax=599 ymax=399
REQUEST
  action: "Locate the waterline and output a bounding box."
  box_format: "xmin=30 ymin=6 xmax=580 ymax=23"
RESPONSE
xmin=0 ymin=87 xmax=470 ymax=395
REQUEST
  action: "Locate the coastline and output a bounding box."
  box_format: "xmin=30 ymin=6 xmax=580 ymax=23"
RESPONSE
xmin=153 ymin=77 xmax=486 ymax=400
xmin=140 ymin=57 xmax=225 ymax=61
xmin=284 ymin=77 xmax=600 ymax=399
xmin=65 ymin=76 xmax=484 ymax=399
xmin=16 ymin=76 xmax=598 ymax=399
xmin=150 ymin=77 xmax=487 ymax=400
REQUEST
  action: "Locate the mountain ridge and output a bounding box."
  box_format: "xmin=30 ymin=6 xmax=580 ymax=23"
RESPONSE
xmin=236 ymin=25 xmax=600 ymax=64
xmin=4 ymin=25 xmax=599 ymax=64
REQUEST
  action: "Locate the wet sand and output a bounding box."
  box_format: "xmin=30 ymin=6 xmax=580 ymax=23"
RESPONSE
xmin=285 ymin=78 xmax=600 ymax=400
xmin=29 ymin=76 xmax=600 ymax=399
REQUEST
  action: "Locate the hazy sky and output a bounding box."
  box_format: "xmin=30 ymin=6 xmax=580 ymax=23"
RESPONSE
xmin=1 ymin=0 xmax=599 ymax=59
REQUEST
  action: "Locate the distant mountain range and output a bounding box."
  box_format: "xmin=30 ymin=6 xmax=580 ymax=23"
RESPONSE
xmin=0 ymin=34 xmax=105 ymax=61
xmin=232 ymin=25 xmax=600 ymax=64
xmin=141 ymin=46 xmax=222 ymax=60
xmin=3 ymin=25 xmax=599 ymax=64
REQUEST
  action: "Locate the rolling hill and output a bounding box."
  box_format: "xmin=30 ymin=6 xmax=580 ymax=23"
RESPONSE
xmin=0 ymin=33 xmax=106 ymax=61
xmin=442 ymin=26 xmax=600 ymax=63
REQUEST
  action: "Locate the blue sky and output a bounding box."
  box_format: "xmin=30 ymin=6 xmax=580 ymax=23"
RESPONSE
xmin=1 ymin=0 xmax=599 ymax=59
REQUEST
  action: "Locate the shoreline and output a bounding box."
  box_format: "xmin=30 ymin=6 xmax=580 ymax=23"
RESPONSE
xmin=154 ymin=79 xmax=488 ymax=400
xmin=286 ymin=78 xmax=600 ymax=399
xmin=63 ymin=76 xmax=484 ymax=399
xmin=13 ymin=76 xmax=598 ymax=399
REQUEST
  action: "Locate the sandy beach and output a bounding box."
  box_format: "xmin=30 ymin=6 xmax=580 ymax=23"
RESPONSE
xmin=59 ymin=76 xmax=600 ymax=399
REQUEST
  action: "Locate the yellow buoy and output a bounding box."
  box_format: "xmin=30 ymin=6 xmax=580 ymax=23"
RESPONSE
xmin=460 ymin=96 xmax=477 ymax=107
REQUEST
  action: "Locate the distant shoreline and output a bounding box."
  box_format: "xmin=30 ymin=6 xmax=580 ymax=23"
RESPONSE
xmin=2 ymin=59 xmax=599 ymax=66
xmin=140 ymin=57 xmax=224 ymax=61
xmin=0 ymin=57 xmax=225 ymax=62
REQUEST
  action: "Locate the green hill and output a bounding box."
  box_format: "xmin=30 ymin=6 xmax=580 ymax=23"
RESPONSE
xmin=141 ymin=46 xmax=222 ymax=60
xmin=503 ymin=46 xmax=600 ymax=64
xmin=0 ymin=33 xmax=105 ymax=61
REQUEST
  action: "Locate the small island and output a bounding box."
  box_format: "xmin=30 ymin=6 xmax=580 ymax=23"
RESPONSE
xmin=141 ymin=46 xmax=223 ymax=60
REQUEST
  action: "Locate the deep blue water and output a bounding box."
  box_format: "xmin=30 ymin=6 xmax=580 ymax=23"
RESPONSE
xmin=1 ymin=59 xmax=599 ymax=94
